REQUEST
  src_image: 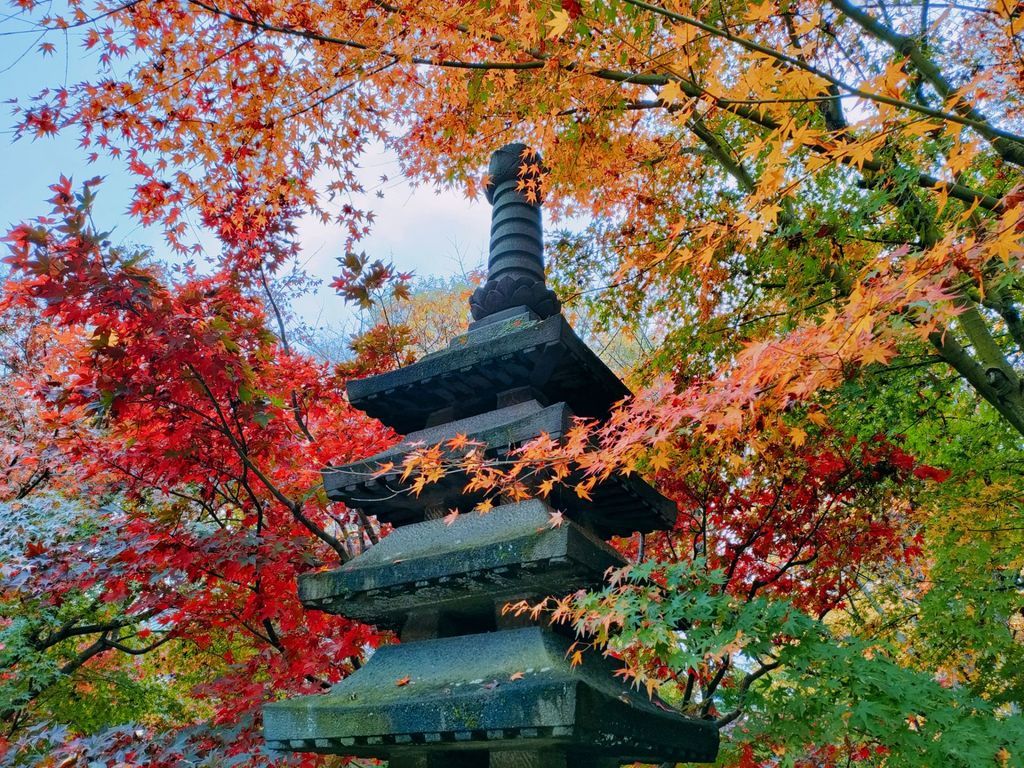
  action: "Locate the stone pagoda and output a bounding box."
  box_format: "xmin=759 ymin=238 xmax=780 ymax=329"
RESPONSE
xmin=263 ymin=145 xmax=720 ymax=768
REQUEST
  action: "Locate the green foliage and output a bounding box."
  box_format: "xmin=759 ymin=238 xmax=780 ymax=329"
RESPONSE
xmin=39 ymin=667 xmax=185 ymax=734
xmin=574 ymin=559 xmax=1024 ymax=767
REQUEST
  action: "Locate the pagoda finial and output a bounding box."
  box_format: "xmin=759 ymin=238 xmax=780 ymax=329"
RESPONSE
xmin=470 ymin=143 xmax=561 ymax=321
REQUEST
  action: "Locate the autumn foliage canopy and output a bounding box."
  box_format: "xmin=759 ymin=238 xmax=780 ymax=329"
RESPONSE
xmin=2 ymin=0 xmax=1024 ymax=765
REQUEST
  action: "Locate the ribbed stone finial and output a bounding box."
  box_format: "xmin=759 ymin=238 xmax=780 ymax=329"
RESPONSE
xmin=470 ymin=143 xmax=561 ymax=321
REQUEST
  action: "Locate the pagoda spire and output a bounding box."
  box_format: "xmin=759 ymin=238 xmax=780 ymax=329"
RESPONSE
xmin=470 ymin=143 xmax=561 ymax=321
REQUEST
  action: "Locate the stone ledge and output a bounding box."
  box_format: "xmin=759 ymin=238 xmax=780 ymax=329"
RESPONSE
xmin=298 ymin=501 xmax=626 ymax=627
xmin=345 ymin=313 xmax=629 ymax=434
xmin=268 ymin=724 xmax=573 ymax=752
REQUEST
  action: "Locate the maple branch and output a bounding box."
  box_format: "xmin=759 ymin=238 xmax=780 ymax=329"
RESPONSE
xmin=586 ymin=70 xmax=1002 ymax=212
xmin=928 ymin=325 xmax=1024 ymax=435
xmin=701 ymin=655 xmax=731 ymax=716
xmin=745 ymin=494 xmax=844 ymax=601
xmin=2 ymin=624 xmax=175 ymax=726
xmin=355 ymin=507 xmax=380 ymax=546
xmin=33 ymin=608 xmax=162 ymax=653
xmin=13 ymin=467 xmax=50 ymax=499
xmin=262 ymin=619 xmax=285 ymax=650
xmin=622 ymin=0 xmax=1024 ymax=148
xmin=782 ymin=12 xmax=849 ymax=135
xmin=23 ymin=0 xmax=145 ymax=32
xmin=256 ymin=265 xmax=317 ymax=443
xmin=57 ymin=635 xmax=112 ymax=677
xmin=180 ymin=0 xmax=1005 ymax=217
xmin=828 ymin=0 xmax=1024 ymax=168
xmin=981 ymin=288 xmax=1024 ymax=354
xmin=102 ymin=633 xmax=175 ymax=655
xmin=682 ymin=667 xmax=697 ymax=705
xmin=230 ymin=611 xmax=285 ymax=650
xmin=714 ymin=660 xmax=783 ymax=727
xmin=883 ymin=152 xmax=1024 ymax=437
xmin=718 ymin=477 xmax=793 ymax=590
xmin=185 ymin=0 xmax=543 ymax=71
xmin=285 ymin=60 xmax=398 ymax=121
xmin=956 ymin=303 xmax=1020 ymax=385
xmin=185 ymin=363 xmax=350 ymax=560
xmin=258 ymin=265 xmax=291 ymax=355
xmin=686 ymin=114 xmax=756 ymax=193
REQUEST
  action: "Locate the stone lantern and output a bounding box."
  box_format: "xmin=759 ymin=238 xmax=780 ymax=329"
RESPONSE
xmin=263 ymin=145 xmax=719 ymax=768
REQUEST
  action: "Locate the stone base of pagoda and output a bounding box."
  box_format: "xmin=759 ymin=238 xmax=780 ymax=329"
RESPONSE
xmin=388 ymin=750 xmax=620 ymax=767
xmin=263 ymin=627 xmax=718 ymax=764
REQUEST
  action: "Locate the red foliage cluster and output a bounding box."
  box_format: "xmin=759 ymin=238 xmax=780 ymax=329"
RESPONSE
xmin=0 ymin=178 xmax=394 ymax=764
xmin=652 ymin=433 xmax=934 ymax=616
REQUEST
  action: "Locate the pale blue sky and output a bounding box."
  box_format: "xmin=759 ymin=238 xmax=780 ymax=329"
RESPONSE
xmin=0 ymin=15 xmax=489 ymax=328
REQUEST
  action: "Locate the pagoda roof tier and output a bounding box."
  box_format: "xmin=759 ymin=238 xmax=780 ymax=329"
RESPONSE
xmin=298 ymin=501 xmax=625 ymax=628
xmin=263 ymin=627 xmax=718 ymax=764
xmin=323 ymin=400 xmax=677 ymax=537
xmin=346 ymin=309 xmax=629 ymax=434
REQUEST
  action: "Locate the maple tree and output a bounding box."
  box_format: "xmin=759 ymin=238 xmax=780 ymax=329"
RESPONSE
xmin=0 ymin=180 xmax=397 ymax=765
xmin=3 ymin=0 xmax=1024 ymax=764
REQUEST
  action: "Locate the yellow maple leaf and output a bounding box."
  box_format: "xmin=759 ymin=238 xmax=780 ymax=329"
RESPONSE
xmin=807 ymin=410 xmax=829 ymax=427
xmin=879 ymin=59 xmax=908 ymax=97
xmin=745 ymin=0 xmax=775 ymax=22
xmin=859 ymin=344 xmax=894 ymax=366
xmin=843 ymin=140 xmax=876 ymax=171
xmin=901 ymin=119 xmax=942 ymax=138
xmin=659 ymin=79 xmax=685 ymax=105
xmin=672 ymin=23 xmax=697 ymax=47
xmin=991 ymin=205 xmax=1024 ymax=264
xmin=649 ymin=447 xmax=672 ymax=471
xmin=547 ymin=9 xmax=571 ymax=39
xmin=988 ymin=230 xmax=1021 ymax=265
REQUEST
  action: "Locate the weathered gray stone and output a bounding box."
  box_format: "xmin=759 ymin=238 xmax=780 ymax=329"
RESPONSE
xmin=263 ymin=627 xmax=718 ymax=764
xmin=470 ymin=144 xmax=560 ymax=322
xmin=262 ymin=144 xmax=719 ymax=767
xmin=390 ymin=752 xmax=489 ymax=767
xmin=322 ymin=401 xmax=677 ymax=537
xmin=298 ymin=501 xmax=625 ymax=629
xmin=332 ymin=399 xmax=569 ymax=474
xmin=345 ymin=312 xmax=629 ymax=435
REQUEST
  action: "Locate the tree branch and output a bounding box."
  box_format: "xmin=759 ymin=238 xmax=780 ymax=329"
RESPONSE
xmin=828 ymin=0 xmax=1024 ymax=167
xmin=624 ymin=0 xmax=1024 ymax=149
xmin=185 ymin=0 xmax=544 ymax=71
xmin=714 ymin=660 xmax=783 ymax=727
